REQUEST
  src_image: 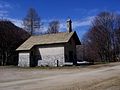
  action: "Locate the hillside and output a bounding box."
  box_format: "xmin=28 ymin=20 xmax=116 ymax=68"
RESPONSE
xmin=0 ymin=20 xmax=30 ymax=65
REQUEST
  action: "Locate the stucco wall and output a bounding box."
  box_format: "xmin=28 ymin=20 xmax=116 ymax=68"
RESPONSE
xmin=36 ymin=45 xmax=65 ymax=67
xmin=18 ymin=52 xmax=30 ymax=67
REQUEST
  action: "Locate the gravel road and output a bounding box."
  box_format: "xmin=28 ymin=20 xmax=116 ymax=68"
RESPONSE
xmin=0 ymin=62 xmax=120 ymax=90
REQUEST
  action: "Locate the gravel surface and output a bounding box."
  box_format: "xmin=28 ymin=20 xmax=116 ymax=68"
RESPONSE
xmin=0 ymin=62 xmax=120 ymax=90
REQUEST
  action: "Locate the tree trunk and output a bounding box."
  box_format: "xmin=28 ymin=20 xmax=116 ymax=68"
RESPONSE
xmin=1 ymin=54 xmax=4 ymax=66
xmin=4 ymin=51 xmax=8 ymax=66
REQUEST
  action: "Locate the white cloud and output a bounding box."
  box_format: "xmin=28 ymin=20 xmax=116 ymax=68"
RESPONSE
xmin=9 ymin=18 xmax=47 ymax=32
xmin=0 ymin=1 xmax=11 ymax=9
xmin=0 ymin=10 xmax=8 ymax=17
xmin=0 ymin=1 xmax=12 ymax=18
xmin=3 ymin=16 xmax=94 ymax=33
xmin=59 ymin=16 xmax=94 ymax=31
xmin=4 ymin=16 xmax=94 ymax=33
xmin=0 ymin=1 xmax=22 ymax=28
xmin=9 ymin=18 xmax=23 ymax=27
xmin=74 ymin=16 xmax=94 ymax=28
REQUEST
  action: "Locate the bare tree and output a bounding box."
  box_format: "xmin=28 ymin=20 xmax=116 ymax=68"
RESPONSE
xmin=23 ymin=8 xmax=42 ymax=35
xmin=47 ymin=20 xmax=60 ymax=34
xmin=83 ymin=12 xmax=120 ymax=62
xmin=114 ymin=15 xmax=120 ymax=61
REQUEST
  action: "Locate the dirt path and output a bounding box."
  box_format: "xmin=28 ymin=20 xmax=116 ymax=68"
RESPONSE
xmin=0 ymin=63 xmax=120 ymax=90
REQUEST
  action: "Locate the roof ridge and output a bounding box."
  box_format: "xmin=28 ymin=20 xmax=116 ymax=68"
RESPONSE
xmin=31 ymin=31 xmax=75 ymax=37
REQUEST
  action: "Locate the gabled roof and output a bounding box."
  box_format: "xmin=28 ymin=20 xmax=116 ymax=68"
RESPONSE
xmin=16 ymin=31 xmax=81 ymax=51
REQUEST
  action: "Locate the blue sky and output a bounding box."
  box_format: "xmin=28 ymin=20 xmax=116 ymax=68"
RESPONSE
xmin=0 ymin=0 xmax=120 ymax=39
